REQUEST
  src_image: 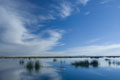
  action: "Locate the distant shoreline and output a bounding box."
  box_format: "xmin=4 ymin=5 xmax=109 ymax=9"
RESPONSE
xmin=0 ymin=56 xmax=120 ymax=59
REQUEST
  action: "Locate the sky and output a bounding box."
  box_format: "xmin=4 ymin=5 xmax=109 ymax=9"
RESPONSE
xmin=0 ymin=0 xmax=120 ymax=56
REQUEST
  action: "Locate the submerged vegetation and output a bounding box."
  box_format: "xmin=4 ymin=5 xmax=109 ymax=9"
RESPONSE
xmin=6 ymin=57 xmax=120 ymax=71
xmin=90 ymin=60 xmax=99 ymax=67
xmin=71 ymin=60 xmax=99 ymax=68
xmin=35 ymin=61 xmax=41 ymax=72
xmin=26 ymin=61 xmax=34 ymax=72
xmin=19 ymin=60 xmax=24 ymax=65
xmin=71 ymin=60 xmax=89 ymax=68
xmin=53 ymin=58 xmax=57 ymax=62
xmin=25 ymin=60 xmax=41 ymax=72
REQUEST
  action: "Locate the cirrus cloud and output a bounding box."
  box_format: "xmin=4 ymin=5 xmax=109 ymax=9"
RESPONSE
xmin=0 ymin=0 xmax=90 ymax=56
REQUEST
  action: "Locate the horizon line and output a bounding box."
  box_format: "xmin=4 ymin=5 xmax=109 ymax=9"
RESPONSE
xmin=0 ymin=56 xmax=120 ymax=59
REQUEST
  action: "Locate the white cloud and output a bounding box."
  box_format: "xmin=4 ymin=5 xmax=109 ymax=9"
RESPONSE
xmin=0 ymin=0 xmax=63 ymax=56
xmin=0 ymin=7 xmax=27 ymax=44
xmin=54 ymin=0 xmax=89 ymax=18
xmin=64 ymin=44 xmax=120 ymax=56
xmin=86 ymin=38 xmax=101 ymax=44
xmin=100 ymin=0 xmax=113 ymax=4
xmin=39 ymin=14 xmax=56 ymax=21
xmin=58 ymin=2 xmax=73 ymax=18
xmin=48 ymin=44 xmax=120 ymax=56
xmin=77 ymin=0 xmax=89 ymax=6
xmin=0 ymin=0 xmax=91 ymax=56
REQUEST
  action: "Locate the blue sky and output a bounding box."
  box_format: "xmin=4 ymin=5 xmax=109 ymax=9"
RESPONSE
xmin=0 ymin=0 xmax=120 ymax=56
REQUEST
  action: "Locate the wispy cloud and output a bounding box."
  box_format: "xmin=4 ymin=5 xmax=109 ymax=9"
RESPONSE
xmin=0 ymin=0 xmax=63 ymax=56
xmin=100 ymin=0 xmax=113 ymax=4
xmin=0 ymin=0 xmax=90 ymax=56
xmin=86 ymin=38 xmax=101 ymax=44
xmin=58 ymin=2 xmax=73 ymax=18
xmin=53 ymin=0 xmax=90 ymax=18
xmin=50 ymin=44 xmax=120 ymax=56
xmin=39 ymin=14 xmax=56 ymax=21
xmin=77 ymin=0 xmax=89 ymax=6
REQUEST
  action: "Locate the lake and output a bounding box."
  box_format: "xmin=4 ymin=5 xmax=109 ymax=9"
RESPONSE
xmin=0 ymin=57 xmax=120 ymax=80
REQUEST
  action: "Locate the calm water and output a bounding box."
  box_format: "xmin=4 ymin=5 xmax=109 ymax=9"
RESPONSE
xmin=0 ymin=58 xmax=120 ymax=80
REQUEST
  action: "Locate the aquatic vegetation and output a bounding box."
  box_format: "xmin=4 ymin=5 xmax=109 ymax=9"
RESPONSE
xmin=90 ymin=60 xmax=99 ymax=67
xmin=35 ymin=61 xmax=41 ymax=72
xmin=71 ymin=60 xmax=89 ymax=68
xmin=19 ymin=60 xmax=24 ymax=65
xmin=105 ymin=59 xmax=111 ymax=61
xmin=25 ymin=60 xmax=41 ymax=72
xmin=71 ymin=60 xmax=99 ymax=68
xmin=26 ymin=61 xmax=34 ymax=72
xmin=53 ymin=58 xmax=57 ymax=62
xmin=108 ymin=61 xmax=112 ymax=66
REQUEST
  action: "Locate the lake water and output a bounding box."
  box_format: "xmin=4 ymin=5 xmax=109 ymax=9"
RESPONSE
xmin=0 ymin=58 xmax=120 ymax=80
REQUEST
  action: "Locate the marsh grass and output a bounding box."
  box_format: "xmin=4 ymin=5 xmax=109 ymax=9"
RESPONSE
xmin=90 ymin=60 xmax=99 ymax=67
xmin=53 ymin=58 xmax=57 ymax=62
xmin=71 ymin=60 xmax=99 ymax=68
xmin=35 ymin=61 xmax=41 ymax=72
xmin=26 ymin=60 xmax=41 ymax=72
xmin=26 ymin=61 xmax=34 ymax=72
xmin=19 ymin=60 xmax=24 ymax=65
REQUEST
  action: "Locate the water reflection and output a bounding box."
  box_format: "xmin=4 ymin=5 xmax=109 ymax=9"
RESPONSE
xmin=18 ymin=58 xmax=120 ymax=69
xmin=18 ymin=60 xmax=61 ymax=80
xmin=2 ymin=58 xmax=120 ymax=80
xmin=71 ymin=60 xmax=99 ymax=68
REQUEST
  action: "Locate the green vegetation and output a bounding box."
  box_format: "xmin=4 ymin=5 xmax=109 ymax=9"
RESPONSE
xmin=26 ymin=61 xmax=34 ymax=72
xmin=71 ymin=60 xmax=99 ymax=68
xmin=19 ymin=60 xmax=24 ymax=65
xmin=71 ymin=60 xmax=89 ymax=68
xmin=90 ymin=60 xmax=99 ymax=67
xmin=53 ymin=58 xmax=57 ymax=62
xmin=26 ymin=60 xmax=41 ymax=72
xmin=35 ymin=61 xmax=41 ymax=72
